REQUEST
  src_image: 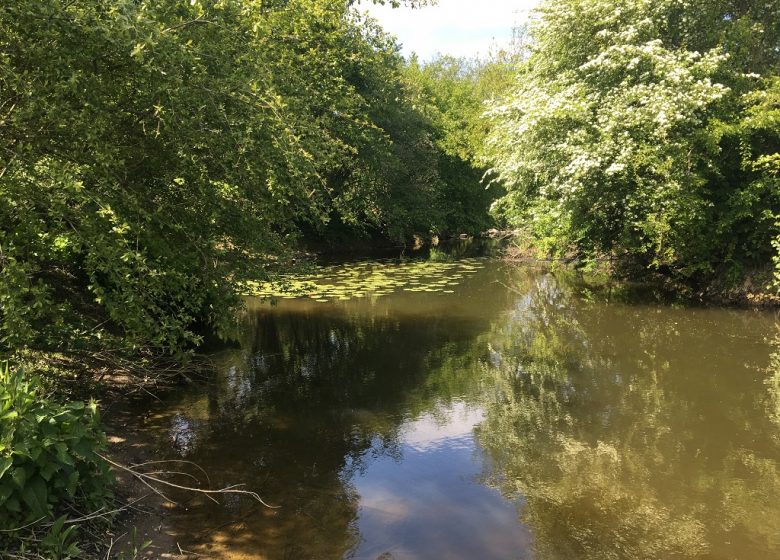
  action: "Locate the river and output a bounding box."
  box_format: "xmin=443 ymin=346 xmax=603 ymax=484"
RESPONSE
xmin=114 ymin=255 xmax=780 ymax=559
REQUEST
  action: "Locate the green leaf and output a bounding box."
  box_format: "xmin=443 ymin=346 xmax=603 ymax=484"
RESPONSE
xmin=11 ymin=466 xmax=27 ymax=489
xmin=0 ymin=456 xmax=12 ymax=479
xmin=5 ymin=496 xmax=21 ymax=513
xmin=48 ymin=514 xmax=66 ymax=536
xmin=21 ymin=476 xmax=50 ymax=518
xmin=55 ymin=443 xmax=76 ymax=466
xmin=0 ymin=481 xmax=14 ymax=502
xmin=0 ymin=411 xmax=18 ymax=421
xmin=40 ymin=460 xmax=59 ymax=482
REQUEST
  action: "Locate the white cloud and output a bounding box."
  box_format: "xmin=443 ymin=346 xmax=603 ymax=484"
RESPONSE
xmin=359 ymin=0 xmax=540 ymax=60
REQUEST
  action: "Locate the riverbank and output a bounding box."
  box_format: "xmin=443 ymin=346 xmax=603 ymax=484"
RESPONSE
xmin=102 ymin=394 xmax=203 ymax=560
xmin=499 ymin=237 xmax=780 ymax=308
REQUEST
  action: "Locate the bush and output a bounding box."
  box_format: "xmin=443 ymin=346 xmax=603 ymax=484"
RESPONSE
xmin=0 ymin=362 xmax=112 ymax=540
xmin=484 ymin=0 xmax=780 ymax=284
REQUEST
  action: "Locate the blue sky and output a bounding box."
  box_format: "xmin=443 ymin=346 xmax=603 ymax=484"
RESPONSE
xmin=360 ymin=0 xmax=540 ymax=60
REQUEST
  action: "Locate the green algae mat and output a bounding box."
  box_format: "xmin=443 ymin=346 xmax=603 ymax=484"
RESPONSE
xmin=242 ymin=258 xmax=487 ymax=302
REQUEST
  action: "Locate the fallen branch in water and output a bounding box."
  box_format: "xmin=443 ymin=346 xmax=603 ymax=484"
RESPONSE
xmin=98 ymin=454 xmax=279 ymax=509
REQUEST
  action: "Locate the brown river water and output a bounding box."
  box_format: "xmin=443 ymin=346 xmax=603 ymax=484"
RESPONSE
xmin=112 ymin=257 xmax=780 ymax=559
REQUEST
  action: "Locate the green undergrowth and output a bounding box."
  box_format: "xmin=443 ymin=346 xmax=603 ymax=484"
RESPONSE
xmin=501 ymin=234 xmax=780 ymax=306
xmin=0 ymin=362 xmax=113 ymax=558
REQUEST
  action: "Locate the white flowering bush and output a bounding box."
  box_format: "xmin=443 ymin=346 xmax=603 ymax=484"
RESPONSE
xmin=485 ymin=0 xmax=780 ymax=283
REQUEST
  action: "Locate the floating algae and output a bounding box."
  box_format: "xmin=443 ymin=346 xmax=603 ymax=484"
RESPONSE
xmin=242 ymin=258 xmax=486 ymax=302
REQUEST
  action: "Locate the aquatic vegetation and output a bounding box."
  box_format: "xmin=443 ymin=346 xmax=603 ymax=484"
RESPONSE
xmin=242 ymin=259 xmax=486 ymax=302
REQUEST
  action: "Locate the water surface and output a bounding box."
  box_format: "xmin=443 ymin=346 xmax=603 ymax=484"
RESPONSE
xmin=127 ymin=260 xmax=780 ymax=559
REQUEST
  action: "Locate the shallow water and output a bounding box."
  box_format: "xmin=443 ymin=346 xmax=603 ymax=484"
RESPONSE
xmin=127 ymin=260 xmax=780 ymax=559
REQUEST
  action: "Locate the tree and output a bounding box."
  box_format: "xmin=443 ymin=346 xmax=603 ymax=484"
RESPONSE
xmin=402 ymin=54 xmax=516 ymax=234
xmin=0 ymin=0 xmax=465 ymax=355
xmin=485 ymin=0 xmax=780 ymax=286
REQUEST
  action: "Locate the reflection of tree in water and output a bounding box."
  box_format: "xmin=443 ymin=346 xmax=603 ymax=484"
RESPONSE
xmin=768 ymin=334 xmax=780 ymax=438
xmin=157 ymin=294 xmax=504 ymax=558
xmin=476 ymin=271 xmax=780 ymax=560
xmin=140 ymin=265 xmax=779 ymax=559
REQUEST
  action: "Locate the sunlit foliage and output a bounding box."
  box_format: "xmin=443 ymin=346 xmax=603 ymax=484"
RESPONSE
xmin=485 ymin=0 xmax=780 ymax=286
xmin=403 ymin=54 xmax=515 ymax=233
xmin=0 ymin=0 xmax=496 ymax=357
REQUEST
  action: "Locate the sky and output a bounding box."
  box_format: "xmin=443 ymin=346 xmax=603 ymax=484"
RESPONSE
xmin=360 ymin=0 xmax=540 ymax=60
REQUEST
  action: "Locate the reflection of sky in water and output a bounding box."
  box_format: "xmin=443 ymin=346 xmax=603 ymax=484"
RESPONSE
xmin=224 ymin=365 xmax=253 ymax=409
xmin=346 ymin=401 xmax=532 ymax=560
xmin=169 ymin=412 xmax=197 ymax=456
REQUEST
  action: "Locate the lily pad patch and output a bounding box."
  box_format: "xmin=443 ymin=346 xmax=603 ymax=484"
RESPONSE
xmin=242 ymin=258 xmax=486 ymax=302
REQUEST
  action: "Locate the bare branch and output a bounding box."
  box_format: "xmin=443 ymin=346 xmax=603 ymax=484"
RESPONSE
xmin=98 ymin=454 xmax=280 ymax=509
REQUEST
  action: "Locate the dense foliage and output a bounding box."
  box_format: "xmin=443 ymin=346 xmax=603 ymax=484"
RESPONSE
xmin=0 ymin=1 xmax=503 ymax=555
xmin=0 ymin=0 xmax=502 ymax=359
xmin=485 ymin=0 xmax=780 ymax=287
xmin=404 ymin=55 xmax=515 ymax=233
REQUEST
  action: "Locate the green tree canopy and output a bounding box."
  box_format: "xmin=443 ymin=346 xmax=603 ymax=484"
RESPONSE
xmin=485 ymin=0 xmax=780 ymax=286
xmin=0 ymin=0 xmax=493 ymax=356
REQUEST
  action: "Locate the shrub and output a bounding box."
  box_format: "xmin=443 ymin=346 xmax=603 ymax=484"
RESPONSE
xmin=0 ymin=362 xmax=112 ymax=539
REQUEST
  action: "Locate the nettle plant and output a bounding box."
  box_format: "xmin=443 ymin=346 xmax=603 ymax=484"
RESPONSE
xmin=0 ymin=363 xmax=112 ymax=536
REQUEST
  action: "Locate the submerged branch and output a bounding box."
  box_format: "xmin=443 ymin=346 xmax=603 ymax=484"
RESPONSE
xmin=98 ymin=454 xmax=279 ymax=510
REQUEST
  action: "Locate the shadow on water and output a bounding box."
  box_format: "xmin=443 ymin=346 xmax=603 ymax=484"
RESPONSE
xmin=117 ymin=259 xmax=780 ymax=560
